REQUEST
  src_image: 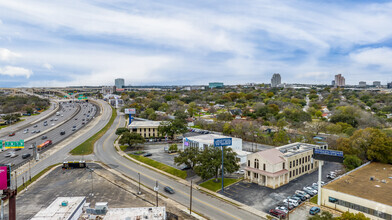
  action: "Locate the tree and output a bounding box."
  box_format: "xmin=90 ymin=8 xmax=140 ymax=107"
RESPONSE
xmin=115 ymin=127 xmax=129 ymax=135
xmin=169 ymin=144 xmax=178 ymax=152
xmin=217 ymin=112 xmax=233 ymax=121
xmin=273 ymin=130 xmax=289 ymax=146
xmin=343 ymin=155 xmax=362 ymax=170
xmin=335 ymin=211 xmax=370 ymax=220
xmin=308 ymin=211 xmax=333 ymax=220
xmin=119 ymin=132 xmax=145 ymax=148
xmin=174 ymin=146 xmax=199 ymax=169
xmin=194 ymin=146 xmax=240 ymax=181
xmin=158 ymin=119 xmax=188 ymax=139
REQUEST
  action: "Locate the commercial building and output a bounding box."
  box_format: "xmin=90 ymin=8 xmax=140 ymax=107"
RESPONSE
xmin=209 ymin=82 xmax=224 ymax=89
xmin=271 ymin=73 xmax=281 ymax=88
xmin=359 ymin=81 xmax=367 ymax=88
xmin=244 ymin=142 xmax=326 ymax=189
xmin=373 ymin=81 xmax=381 ymax=87
xmin=321 ymin=162 xmax=392 ymax=220
xmin=115 ymin=78 xmax=125 ymax=89
xmin=332 ymin=80 xmax=335 ymax=87
xmin=104 ymin=207 xmax=166 ymax=220
xmin=388 ymin=82 xmax=392 ymax=89
xmin=128 ymin=121 xmax=162 ymax=138
xmin=101 ymin=86 xmax=115 ymax=94
xmin=182 ymin=134 xmax=250 ymax=164
xmin=334 ymin=74 xmax=345 ymax=87
xmin=31 ymin=197 xmax=86 ymax=220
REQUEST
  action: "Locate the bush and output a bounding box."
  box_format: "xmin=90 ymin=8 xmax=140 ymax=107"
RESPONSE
xmin=169 ymin=144 xmax=178 ymax=153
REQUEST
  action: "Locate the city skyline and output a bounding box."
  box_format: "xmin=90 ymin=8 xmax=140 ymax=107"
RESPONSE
xmin=1 ymin=1 xmax=392 ymax=87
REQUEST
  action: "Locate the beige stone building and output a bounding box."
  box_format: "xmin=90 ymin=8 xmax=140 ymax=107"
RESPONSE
xmin=244 ymin=142 xmax=326 ymax=189
xmin=128 ymin=121 xmax=161 ymax=138
xmin=321 ymin=162 xmax=392 ymax=220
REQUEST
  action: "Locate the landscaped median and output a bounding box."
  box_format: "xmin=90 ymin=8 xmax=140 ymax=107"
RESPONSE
xmin=70 ymin=106 xmax=116 ymax=155
xmin=127 ymin=154 xmax=187 ymax=179
xmin=199 ymin=178 xmax=242 ymax=192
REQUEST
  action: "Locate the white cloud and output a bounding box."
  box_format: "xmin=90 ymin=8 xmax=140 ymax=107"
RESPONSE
xmin=350 ymin=47 xmax=392 ymax=70
xmin=42 ymin=63 xmax=53 ymax=70
xmin=0 ymin=66 xmax=33 ymax=78
xmin=0 ymin=48 xmax=20 ymax=61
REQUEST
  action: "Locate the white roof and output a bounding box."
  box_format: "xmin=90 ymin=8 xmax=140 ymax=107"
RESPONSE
xmin=128 ymin=121 xmax=162 ymax=128
xmin=31 ymin=197 xmax=86 ymax=220
xmin=104 ymin=207 xmax=166 ymax=220
xmin=185 ymin=134 xmax=241 ymax=145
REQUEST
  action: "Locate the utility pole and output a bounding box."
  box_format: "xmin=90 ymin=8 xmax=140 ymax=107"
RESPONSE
xmin=221 ymin=146 xmax=224 ymax=192
xmin=29 ymin=160 xmax=31 ymax=182
xmin=155 ymin=181 xmax=159 ymax=207
xmin=138 ymin=173 xmax=141 ymax=195
xmin=190 ymin=180 xmax=193 ymax=215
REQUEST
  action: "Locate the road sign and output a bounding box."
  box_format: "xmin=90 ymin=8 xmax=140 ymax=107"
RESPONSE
xmin=125 ymin=108 xmax=136 ymax=114
xmin=313 ymin=148 xmax=344 ymax=163
xmin=214 ymin=138 xmax=232 ymax=147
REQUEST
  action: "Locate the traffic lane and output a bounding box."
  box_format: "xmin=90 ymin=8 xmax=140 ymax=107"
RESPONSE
xmin=96 ymin=114 xmax=261 ymax=220
xmin=0 ymin=103 xmax=97 ymax=165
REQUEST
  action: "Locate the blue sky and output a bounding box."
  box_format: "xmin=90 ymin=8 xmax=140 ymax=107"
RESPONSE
xmin=1 ymin=0 xmax=392 ymax=87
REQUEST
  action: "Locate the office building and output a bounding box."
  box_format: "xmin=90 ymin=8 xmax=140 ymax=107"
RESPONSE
xmin=128 ymin=121 xmax=162 ymax=139
xmin=322 ymin=162 xmax=392 ymax=220
xmin=373 ymin=81 xmax=381 ymax=87
xmin=32 ymin=197 xmax=86 ymax=220
xmin=359 ymin=81 xmax=367 ymax=88
xmin=244 ymin=142 xmax=326 ymax=189
xmin=271 ymin=73 xmax=281 ymax=88
xmin=387 ymin=82 xmax=392 ymax=89
xmin=101 ymin=86 xmax=115 ymax=94
xmin=334 ymin=74 xmax=345 ymax=87
xmin=209 ymin=82 xmax=224 ymax=89
xmin=115 ymin=78 xmax=125 ymax=89
xmin=331 ymin=80 xmax=335 ymax=87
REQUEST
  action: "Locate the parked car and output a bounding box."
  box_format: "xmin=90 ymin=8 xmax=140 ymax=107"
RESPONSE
xmin=283 ymin=199 xmax=299 ymax=207
xmin=290 ymin=196 xmax=302 ymax=204
xmin=164 ymin=186 xmax=175 ymax=194
xmin=32 ymin=130 xmax=36 ymax=133
xmin=303 ymin=188 xmax=315 ymax=196
xmin=234 ymin=170 xmax=245 ymax=175
xmin=294 ymin=193 xmax=307 ymax=201
xmin=269 ymin=209 xmax=286 ymax=218
xmin=329 ymin=197 xmax=338 ymax=203
xmin=143 ymin=153 xmax=152 ymax=157
xmin=22 ymin=153 xmax=31 ymax=159
xmin=304 ymin=186 xmax=317 ymax=195
xmin=309 ymin=207 xmax=321 ymax=215
xmin=180 ymin=165 xmax=191 ymax=170
xmin=295 ymin=190 xmax=310 ymax=199
xmin=275 ymin=206 xmax=289 ymax=214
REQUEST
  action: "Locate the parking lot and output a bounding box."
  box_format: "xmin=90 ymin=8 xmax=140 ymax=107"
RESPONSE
xmin=219 ymin=161 xmax=343 ymax=213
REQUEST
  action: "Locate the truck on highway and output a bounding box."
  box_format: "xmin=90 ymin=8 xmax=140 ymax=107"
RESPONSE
xmin=56 ymin=112 xmax=60 ymax=116
xmin=37 ymin=140 xmax=52 ymax=151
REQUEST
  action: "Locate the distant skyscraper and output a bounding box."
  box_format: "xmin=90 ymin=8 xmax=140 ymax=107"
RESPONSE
xmin=115 ymin=78 xmax=125 ymax=89
xmin=373 ymin=81 xmax=381 ymax=87
xmin=271 ymin=73 xmax=281 ymax=88
xmin=388 ymin=82 xmax=392 ymax=89
xmin=359 ymin=81 xmax=366 ymax=88
xmin=334 ymin=74 xmax=345 ymax=87
xmin=332 ymin=80 xmax=335 ymax=86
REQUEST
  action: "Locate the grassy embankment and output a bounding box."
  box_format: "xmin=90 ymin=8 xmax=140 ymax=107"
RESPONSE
xmin=127 ymin=154 xmax=187 ymax=179
xmin=199 ymin=178 xmax=241 ymax=192
xmin=70 ymin=107 xmax=116 ymax=155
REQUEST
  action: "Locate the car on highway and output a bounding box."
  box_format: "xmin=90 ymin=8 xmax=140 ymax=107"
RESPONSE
xmin=29 ymin=145 xmax=34 ymax=149
xmin=51 ymin=123 xmax=55 ymax=126
xmin=164 ymin=186 xmax=175 ymax=194
xmin=9 ymin=132 xmax=15 ymax=136
xmin=73 ymin=125 xmax=76 ymax=128
xmin=23 ymin=130 xmax=28 ymax=134
xmin=143 ymin=153 xmax=152 ymax=157
xmin=15 ymin=148 xmax=22 ymax=151
xmin=22 ymin=153 xmax=31 ymax=159
xmin=33 ymin=125 xmax=38 ymax=128
xmin=309 ymin=207 xmax=321 ymax=215
xmin=54 ymin=118 xmax=58 ymax=121
xmin=74 ymin=118 xmax=78 ymax=120
xmin=36 ymin=130 xmax=41 ymax=133
xmin=10 ymin=153 xmax=18 ymax=158
xmin=41 ymin=136 xmax=47 ymax=140
xmin=5 ymin=152 xmax=15 ymax=157
xmin=72 ymin=128 xmax=76 ymax=131
xmin=60 ymin=130 xmax=65 ymax=135
xmin=32 ymin=130 xmax=36 ymax=133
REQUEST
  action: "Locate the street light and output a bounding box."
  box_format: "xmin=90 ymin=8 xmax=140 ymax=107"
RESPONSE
xmin=138 ymin=173 xmax=141 ymax=195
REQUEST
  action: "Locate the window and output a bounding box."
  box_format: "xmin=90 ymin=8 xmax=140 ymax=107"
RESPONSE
xmin=302 ymin=157 xmax=304 ymax=164
xmin=283 ymin=162 xmax=285 ymax=170
xmin=263 ymin=164 xmax=266 ymax=171
xmin=290 ymin=161 xmax=292 ymax=168
xmin=247 ymin=171 xmax=250 ymax=176
xmin=299 ymin=158 xmax=301 ymax=165
xmin=308 ymin=155 xmax=310 ymax=162
xmin=296 ymin=169 xmax=298 ymax=175
xmin=302 ymin=166 xmax=304 ymax=172
xmin=254 ymin=159 xmax=259 ymax=169
xmin=254 ymin=173 xmax=258 ymax=178
xmin=248 ymin=160 xmax=250 ymax=167
xmin=296 ymin=159 xmax=298 ymax=166
xmin=290 ymin=171 xmax=292 ymax=178
xmin=311 ymin=163 xmax=313 ymax=169
xmin=308 ymin=164 xmax=310 ymax=170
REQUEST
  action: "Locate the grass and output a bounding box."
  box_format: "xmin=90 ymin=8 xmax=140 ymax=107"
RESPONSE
xmin=310 ymin=195 xmax=318 ymax=204
xmin=70 ymin=106 xmax=117 ymax=155
xmin=0 ymin=119 xmax=26 ymax=130
xmin=127 ymin=154 xmax=187 ymax=179
xmin=120 ymin=145 xmax=128 ymax=151
xmin=199 ymin=178 xmax=241 ymax=192
xmin=17 ymin=163 xmax=60 ymax=192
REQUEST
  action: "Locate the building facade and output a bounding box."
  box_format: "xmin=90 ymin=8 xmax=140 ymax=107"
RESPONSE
xmin=373 ymin=81 xmax=381 ymax=87
xmin=101 ymin=86 xmax=115 ymax=94
xmin=245 ymin=143 xmax=326 ymax=189
xmin=359 ymin=81 xmax=367 ymax=88
xmin=209 ymin=82 xmax=224 ymax=89
xmin=334 ymin=74 xmax=345 ymax=87
xmin=387 ymin=82 xmax=392 ymax=89
xmin=115 ymin=78 xmax=125 ymax=89
xmin=271 ymin=73 xmax=281 ymax=88
xmin=128 ymin=121 xmax=161 ymax=138
xmin=322 ymin=163 xmax=392 ymax=220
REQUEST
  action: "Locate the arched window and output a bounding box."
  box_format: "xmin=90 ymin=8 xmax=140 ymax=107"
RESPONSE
xmin=254 ymin=159 xmax=259 ymax=169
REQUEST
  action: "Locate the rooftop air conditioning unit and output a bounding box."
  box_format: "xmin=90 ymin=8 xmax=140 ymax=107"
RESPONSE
xmin=370 ymin=176 xmax=374 ymax=181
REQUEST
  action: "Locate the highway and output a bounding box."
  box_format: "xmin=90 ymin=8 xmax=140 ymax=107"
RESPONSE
xmin=0 ymin=101 xmax=97 ymax=167
xmin=95 ymin=107 xmax=262 ymax=220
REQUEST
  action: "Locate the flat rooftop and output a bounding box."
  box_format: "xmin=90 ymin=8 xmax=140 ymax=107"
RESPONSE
xmin=186 ymin=134 xmax=241 ymax=145
xmin=129 ymin=121 xmax=162 ymax=128
xmin=324 ymin=162 xmax=392 ymax=206
xmin=31 ymin=196 xmax=85 ymax=220
xmin=277 ymin=142 xmax=323 ymax=157
xmin=103 ymin=207 xmax=166 ymax=220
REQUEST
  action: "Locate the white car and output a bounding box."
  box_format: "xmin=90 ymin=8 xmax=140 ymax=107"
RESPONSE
xmin=234 ymin=170 xmax=245 ymax=175
xmin=51 ymin=123 xmax=55 ymax=126
xmin=304 ymin=186 xmax=317 ymax=194
xmin=283 ymin=199 xmax=299 ymax=207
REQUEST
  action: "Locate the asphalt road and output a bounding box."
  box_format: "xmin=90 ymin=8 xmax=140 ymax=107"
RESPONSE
xmin=0 ymin=101 xmax=98 ymax=167
xmin=95 ymin=110 xmax=262 ymax=220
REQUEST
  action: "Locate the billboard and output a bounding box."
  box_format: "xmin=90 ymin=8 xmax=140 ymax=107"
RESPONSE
xmin=0 ymin=166 xmax=10 ymax=190
xmin=313 ymin=148 xmax=344 ymax=163
xmin=214 ymin=138 xmax=232 ymax=147
xmin=124 ymin=108 xmax=136 ymax=114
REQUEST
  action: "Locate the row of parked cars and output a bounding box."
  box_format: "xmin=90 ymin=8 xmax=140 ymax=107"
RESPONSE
xmin=188 ymin=128 xmax=210 ymax=134
xmin=269 ymin=182 xmax=325 ymax=219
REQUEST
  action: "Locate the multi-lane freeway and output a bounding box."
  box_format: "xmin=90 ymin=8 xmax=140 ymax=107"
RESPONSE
xmin=0 ymin=101 xmax=97 ymax=167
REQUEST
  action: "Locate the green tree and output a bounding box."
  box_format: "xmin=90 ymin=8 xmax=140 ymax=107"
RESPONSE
xmin=119 ymin=132 xmax=145 ymax=148
xmin=158 ymin=119 xmax=188 ymax=139
xmin=217 ymin=112 xmax=233 ymax=121
xmin=174 ymin=146 xmax=199 ymax=169
xmin=308 ymin=211 xmax=333 ymax=220
xmin=115 ymin=127 xmax=129 ymax=135
xmin=343 ymin=155 xmax=362 ymax=171
xmin=273 ymin=130 xmax=289 ymax=145
xmin=335 ymin=211 xmax=370 ymax=220
xmin=169 ymin=144 xmax=178 ymax=152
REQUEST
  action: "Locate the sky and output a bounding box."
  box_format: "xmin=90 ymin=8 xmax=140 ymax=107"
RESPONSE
xmin=1 ymin=0 xmax=392 ymax=87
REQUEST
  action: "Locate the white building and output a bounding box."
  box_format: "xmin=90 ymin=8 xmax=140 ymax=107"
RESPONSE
xmin=128 ymin=121 xmax=162 ymax=138
xmin=182 ymin=134 xmax=250 ymax=164
xmin=31 ymin=197 xmax=86 ymax=220
xmin=271 ymin=73 xmax=281 ymax=88
xmin=104 ymin=207 xmax=166 ymax=220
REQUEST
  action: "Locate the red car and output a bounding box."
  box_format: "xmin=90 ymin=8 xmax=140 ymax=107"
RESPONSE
xmin=9 ymin=132 xmax=15 ymax=136
xmin=269 ymin=209 xmax=286 ymax=219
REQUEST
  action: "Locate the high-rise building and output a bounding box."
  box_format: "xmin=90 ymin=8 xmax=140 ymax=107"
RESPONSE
xmin=331 ymin=80 xmax=335 ymax=86
xmin=334 ymin=74 xmax=345 ymax=87
xmin=271 ymin=73 xmax=281 ymax=88
xmin=115 ymin=78 xmax=125 ymax=89
xmin=359 ymin=81 xmax=366 ymax=88
xmin=388 ymin=82 xmax=392 ymax=89
xmin=373 ymin=81 xmax=381 ymax=87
